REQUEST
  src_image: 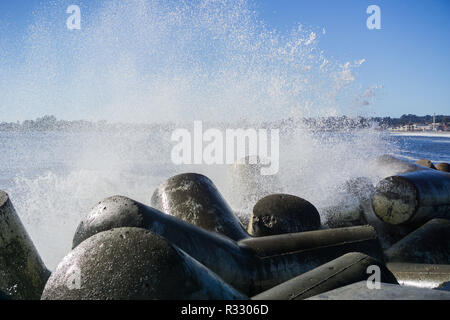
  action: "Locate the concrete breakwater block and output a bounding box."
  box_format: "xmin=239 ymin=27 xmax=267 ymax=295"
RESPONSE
xmin=238 ymin=226 xmax=386 ymax=292
xmin=151 ymin=173 xmax=249 ymax=241
xmin=239 ymin=225 xmax=383 ymax=260
xmin=248 ymin=194 xmax=321 ymax=236
xmin=386 ymin=263 xmax=450 ymax=290
xmin=73 ymin=195 xmax=256 ymax=295
xmin=323 ymin=201 xmax=367 ymax=228
xmin=415 ymin=159 xmax=437 ymax=169
xmin=252 ymin=252 xmax=397 ymax=300
xmin=371 ymin=155 xmax=430 ymax=178
xmin=384 ymin=219 xmax=450 ymax=265
xmin=436 ymin=163 xmax=450 ymax=173
xmin=43 ymin=228 xmax=246 ymax=300
xmin=0 ymin=190 xmax=50 ymax=300
xmin=361 ymin=201 xmax=418 ymax=250
xmin=307 ymin=280 xmax=450 ymax=300
xmin=73 ymin=195 xmax=385 ymax=296
xmin=372 ymin=170 xmax=450 ymax=225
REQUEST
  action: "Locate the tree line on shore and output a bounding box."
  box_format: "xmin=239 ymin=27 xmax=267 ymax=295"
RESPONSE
xmin=373 ymin=114 xmax=448 ymax=128
xmin=0 ymin=114 xmax=448 ymax=132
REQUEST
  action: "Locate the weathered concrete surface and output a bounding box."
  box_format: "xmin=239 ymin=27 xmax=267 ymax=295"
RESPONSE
xmin=361 ymin=201 xmax=418 ymax=250
xmin=323 ymin=201 xmax=367 ymax=228
xmin=385 ymin=219 xmax=450 ymax=264
xmin=73 ymin=195 xmax=255 ymax=294
xmin=73 ymin=196 xmax=146 ymax=248
xmin=387 ymin=263 xmax=450 ymax=290
xmin=73 ymin=196 xmax=385 ymax=296
xmin=239 ymin=226 xmax=387 ymax=292
xmin=370 ymin=155 xmax=430 ymax=178
xmin=307 ymin=281 xmax=450 ymax=300
xmin=0 ymin=191 xmax=50 ymax=300
xmin=252 ymin=252 xmax=397 ymax=300
xmin=436 ymin=163 xmax=450 ymax=173
xmin=43 ymin=228 xmax=246 ymax=300
xmin=151 ymin=173 xmax=249 ymax=241
xmin=415 ymin=159 xmax=437 ymax=170
xmin=367 ymin=155 xmax=433 ymax=243
xmin=239 ymin=225 xmax=383 ymax=259
xmin=372 ymin=170 xmax=450 ymax=225
xmin=248 ymin=194 xmax=321 ymax=236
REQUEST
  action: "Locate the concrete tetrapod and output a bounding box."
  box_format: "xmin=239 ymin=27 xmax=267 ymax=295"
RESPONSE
xmin=238 ymin=225 xmax=383 ymax=259
xmin=43 ymin=228 xmax=246 ymax=300
xmin=151 ymin=173 xmax=249 ymax=241
xmin=370 ymin=155 xmax=430 ymax=178
xmin=386 ymin=263 xmax=450 ymax=290
xmin=252 ymin=252 xmax=398 ymax=300
xmin=372 ymin=170 xmax=450 ymax=225
xmin=248 ymin=194 xmax=321 ymax=237
xmin=367 ymin=154 xmax=435 ymax=244
xmin=323 ymin=200 xmax=367 ymax=228
xmin=384 ymin=219 xmax=450 ymax=265
xmin=361 ymin=200 xmax=419 ymax=250
xmin=239 ymin=225 xmax=385 ymax=293
xmin=0 ymin=190 xmax=50 ymax=300
xmin=307 ymin=281 xmax=450 ymax=300
xmin=415 ymin=159 xmax=437 ymax=169
xmin=435 ymin=163 xmax=450 ymax=173
xmin=73 ymin=195 xmax=385 ymax=296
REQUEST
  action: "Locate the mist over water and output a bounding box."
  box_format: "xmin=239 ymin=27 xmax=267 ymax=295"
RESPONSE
xmin=1 ymin=0 xmax=394 ymax=269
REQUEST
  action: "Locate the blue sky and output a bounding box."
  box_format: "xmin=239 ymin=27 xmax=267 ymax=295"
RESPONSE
xmin=258 ymin=0 xmax=450 ymax=117
xmin=0 ymin=0 xmax=449 ymax=120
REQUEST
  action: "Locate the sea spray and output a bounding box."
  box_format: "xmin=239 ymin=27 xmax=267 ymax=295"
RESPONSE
xmin=1 ymin=0 xmax=394 ymax=269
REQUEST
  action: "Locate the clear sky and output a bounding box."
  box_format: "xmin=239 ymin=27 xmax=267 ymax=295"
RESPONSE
xmin=257 ymin=0 xmax=450 ymax=117
xmin=0 ymin=0 xmax=449 ymax=121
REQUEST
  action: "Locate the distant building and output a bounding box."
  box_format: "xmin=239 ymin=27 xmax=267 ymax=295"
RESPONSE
xmin=400 ymin=124 xmax=416 ymax=131
xmin=437 ymin=123 xmax=449 ymax=131
xmin=388 ymin=122 xmax=449 ymax=132
xmin=415 ymin=124 xmax=433 ymax=131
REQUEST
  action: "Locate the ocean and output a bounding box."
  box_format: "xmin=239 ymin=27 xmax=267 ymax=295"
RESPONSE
xmin=388 ymin=133 xmax=450 ymax=164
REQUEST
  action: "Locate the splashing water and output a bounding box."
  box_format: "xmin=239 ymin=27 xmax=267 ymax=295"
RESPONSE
xmin=1 ymin=0 xmax=395 ymax=269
